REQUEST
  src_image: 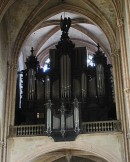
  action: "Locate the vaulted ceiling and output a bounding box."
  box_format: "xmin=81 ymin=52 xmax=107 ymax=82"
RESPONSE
xmin=1 ymin=0 xmax=122 ymax=68
xmin=0 ymin=0 xmax=123 ymax=162
xmin=22 ymin=11 xmax=111 ymax=66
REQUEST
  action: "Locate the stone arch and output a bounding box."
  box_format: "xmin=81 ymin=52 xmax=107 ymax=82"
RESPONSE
xmin=0 ymin=0 xmax=17 ymax=21
xmin=17 ymin=141 xmax=121 ymax=162
xmin=13 ymin=3 xmax=116 ymax=63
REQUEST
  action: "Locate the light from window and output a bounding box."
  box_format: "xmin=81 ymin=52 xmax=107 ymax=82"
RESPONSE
xmin=87 ymin=54 xmax=95 ymax=67
xmin=41 ymin=58 xmax=50 ymax=72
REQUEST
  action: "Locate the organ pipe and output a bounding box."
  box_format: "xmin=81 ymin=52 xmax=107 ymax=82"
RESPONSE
xmin=46 ymin=100 xmax=52 ymax=135
xmin=61 ymin=56 xmax=64 ymax=97
xmin=45 ymin=75 xmax=50 ymax=99
xmin=59 ymin=103 xmax=66 ymax=136
xmin=96 ymin=64 xmax=105 ymax=96
xmin=28 ymin=69 xmax=35 ymax=100
xmin=64 ymin=55 xmax=67 ymax=97
xmin=60 ymin=55 xmax=71 ymax=98
xmin=73 ymin=98 xmax=80 ymax=133
xmin=81 ymin=72 xmax=87 ymax=98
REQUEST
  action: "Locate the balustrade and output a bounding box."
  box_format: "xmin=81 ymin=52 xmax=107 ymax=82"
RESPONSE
xmin=82 ymin=120 xmax=121 ymax=133
xmin=9 ymin=120 xmax=121 ymax=137
xmin=10 ymin=124 xmax=46 ymax=137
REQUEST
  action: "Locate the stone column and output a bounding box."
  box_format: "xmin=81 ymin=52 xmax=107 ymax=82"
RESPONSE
xmin=2 ymin=61 xmax=17 ymax=162
xmin=124 ymin=0 xmax=130 ymax=49
xmin=117 ymin=18 xmax=130 ymax=162
xmin=0 ymin=141 xmax=4 ymax=162
xmin=5 ymin=62 xmax=17 ymax=128
xmin=110 ymin=51 xmax=122 ymax=120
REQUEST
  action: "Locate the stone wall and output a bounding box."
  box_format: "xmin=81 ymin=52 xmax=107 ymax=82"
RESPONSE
xmin=7 ymin=133 xmax=125 ymax=162
xmin=0 ymin=18 xmax=8 ymax=141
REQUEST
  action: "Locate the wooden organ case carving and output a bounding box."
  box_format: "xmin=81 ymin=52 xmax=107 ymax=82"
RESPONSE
xmin=15 ymin=17 xmax=116 ymax=139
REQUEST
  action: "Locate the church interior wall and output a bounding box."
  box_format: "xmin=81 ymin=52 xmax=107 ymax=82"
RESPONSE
xmin=7 ymin=133 xmax=125 ymax=162
xmin=0 ymin=0 xmax=130 ymax=162
xmin=0 ymin=18 xmax=8 ymax=141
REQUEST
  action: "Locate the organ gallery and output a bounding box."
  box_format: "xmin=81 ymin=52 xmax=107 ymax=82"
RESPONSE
xmin=15 ymin=17 xmax=116 ymax=137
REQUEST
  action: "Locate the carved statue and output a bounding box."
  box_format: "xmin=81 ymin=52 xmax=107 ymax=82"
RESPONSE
xmin=60 ymin=16 xmax=71 ymax=33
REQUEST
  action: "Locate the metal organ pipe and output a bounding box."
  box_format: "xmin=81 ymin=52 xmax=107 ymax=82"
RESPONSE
xmin=62 ymin=55 xmax=65 ymax=98
xmin=32 ymin=70 xmax=35 ymax=100
xmin=27 ymin=70 xmax=30 ymax=100
xmin=73 ymin=98 xmax=80 ymax=133
xmin=64 ymin=55 xmax=67 ymax=98
xmin=60 ymin=103 xmax=65 ymax=136
xmin=60 ymin=54 xmax=71 ymax=98
xmin=46 ymin=100 xmax=52 ymax=135
xmin=68 ymin=57 xmax=71 ymax=97
xmin=81 ymin=73 xmax=84 ymax=97
xmin=84 ymin=73 xmax=87 ymax=97
xmin=67 ymin=55 xmax=71 ymax=98
xmin=45 ymin=75 xmax=50 ymax=99
xmin=28 ymin=69 xmax=35 ymax=100
xmin=67 ymin=55 xmax=69 ymax=97
xmin=61 ymin=56 xmax=63 ymax=98
xmin=96 ymin=64 xmax=105 ymax=96
xmin=81 ymin=72 xmax=87 ymax=98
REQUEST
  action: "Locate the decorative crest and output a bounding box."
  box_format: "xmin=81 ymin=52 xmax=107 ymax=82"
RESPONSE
xmin=30 ymin=47 xmax=34 ymax=55
xmin=25 ymin=47 xmax=39 ymax=70
xmin=60 ymin=16 xmax=71 ymax=33
xmin=97 ymin=43 xmax=101 ymax=51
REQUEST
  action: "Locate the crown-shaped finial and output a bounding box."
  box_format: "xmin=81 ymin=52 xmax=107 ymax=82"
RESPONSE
xmin=97 ymin=43 xmax=100 ymax=51
xmin=30 ymin=47 xmax=34 ymax=56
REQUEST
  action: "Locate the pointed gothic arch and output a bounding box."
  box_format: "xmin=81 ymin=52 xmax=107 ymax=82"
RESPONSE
xmin=17 ymin=141 xmax=121 ymax=162
xmin=12 ymin=3 xmax=116 ymax=62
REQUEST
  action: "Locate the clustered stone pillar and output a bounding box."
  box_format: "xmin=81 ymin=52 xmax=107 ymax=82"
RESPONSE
xmin=2 ymin=61 xmax=17 ymax=162
xmin=0 ymin=141 xmax=4 ymax=162
xmin=124 ymin=0 xmax=130 ymax=50
xmin=110 ymin=51 xmax=122 ymax=120
xmin=117 ymin=17 xmax=130 ymax=162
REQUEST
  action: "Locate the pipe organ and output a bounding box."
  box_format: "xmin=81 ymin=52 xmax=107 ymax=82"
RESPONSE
xmin=15 ymin=17 xmax=116 ymax=138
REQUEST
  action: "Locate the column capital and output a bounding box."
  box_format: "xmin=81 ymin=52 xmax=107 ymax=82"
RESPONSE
xmin=124 ymin=88 xmax=130 ymax=94
xmin=117 ymin=18 xmax=124 ymax=27
xmin=0 ymin=141 xmax=5 ymax=148
xmin=127 ymin=131 xmax=130 ymax=139
xmin=7 ymin=61 xmax=18 ymax=70
xmin=110 ymin=49 xmax=120 ymax=58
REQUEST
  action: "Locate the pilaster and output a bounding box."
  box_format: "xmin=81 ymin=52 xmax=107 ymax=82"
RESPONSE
xmin=2 ymin=61 xmax=17 ymax=162
xmin=124 ymin=0 xmax=130 ymax=49
xmin=0 ymin=141 xmax=4 ymax=162
xmin=117 ymin=17 xmax=130 ymax=162
xmin=110 ymin=51 xmax=120 ymax=120
xmin=117 ymin=18 xmax=130 ymax=129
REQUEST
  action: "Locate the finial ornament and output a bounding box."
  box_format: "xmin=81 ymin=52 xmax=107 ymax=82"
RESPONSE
xmin=30 ymin=47 xmax=34 ymax=55
xmin=60 ymin=16 xmax=71 ymax=33
xmin=97 ymin=43 xmax=100 ymax=51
